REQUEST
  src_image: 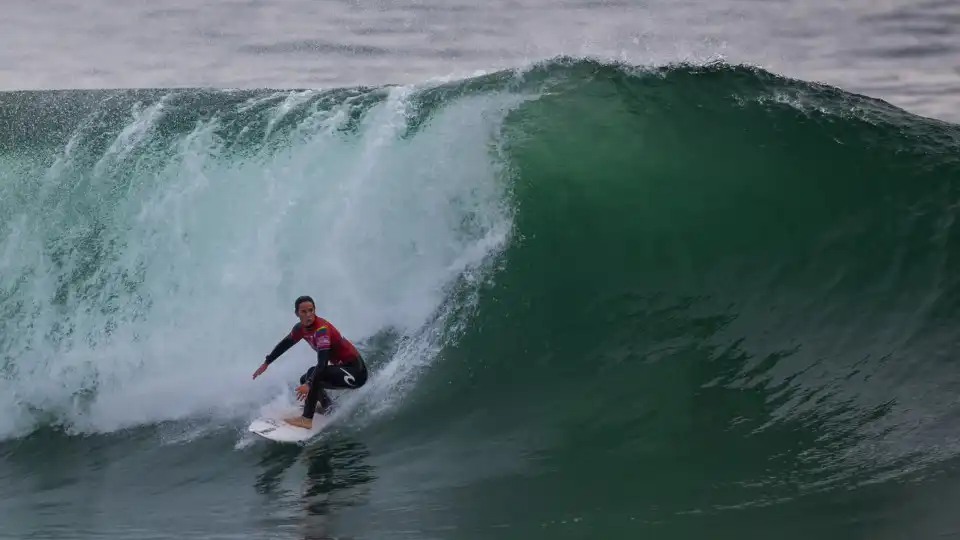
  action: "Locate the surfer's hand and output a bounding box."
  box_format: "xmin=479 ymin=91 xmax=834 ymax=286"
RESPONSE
xmin=295 ymin=383 xmax=310 ymax=401
xmin=252 ymin=362 xmax=268 ymax=379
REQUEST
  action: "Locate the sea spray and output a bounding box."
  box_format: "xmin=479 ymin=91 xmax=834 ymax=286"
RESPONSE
xmin=0 ymin=83 xmax=523 ymax=439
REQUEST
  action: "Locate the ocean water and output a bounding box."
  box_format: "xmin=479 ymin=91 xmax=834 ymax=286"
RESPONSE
xmin=3 ymin=0 xmax=960 ymax=122
xmin=1 ymin=1 xmax=960 ymax=539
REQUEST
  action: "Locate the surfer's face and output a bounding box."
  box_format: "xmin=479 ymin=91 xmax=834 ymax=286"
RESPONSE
xmin=296 ymin=301 xmax=316 ymax=326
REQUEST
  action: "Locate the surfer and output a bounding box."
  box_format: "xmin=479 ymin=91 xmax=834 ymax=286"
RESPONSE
xmin=251 ymin=295 xmax=368 ymax=429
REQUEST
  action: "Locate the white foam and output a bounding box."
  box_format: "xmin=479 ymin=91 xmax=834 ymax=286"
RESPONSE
xmin=0 ymin=82 xmax=525 ymax=440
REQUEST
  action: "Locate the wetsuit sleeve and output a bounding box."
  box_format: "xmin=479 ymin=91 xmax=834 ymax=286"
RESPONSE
xmin=314 ymin=348 xmax=330 ymax=369
xmin=313 ymin=320 xmax=333 ymax=369
xmin=265 ymin=325 xmax=303 ymax=365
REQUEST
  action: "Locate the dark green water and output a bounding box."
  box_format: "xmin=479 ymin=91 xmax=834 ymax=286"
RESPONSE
xmin=2 ymin=59 xmax=960 ymax=539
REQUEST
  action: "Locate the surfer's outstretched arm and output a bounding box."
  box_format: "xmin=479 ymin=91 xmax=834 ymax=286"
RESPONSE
xmin=252 ymin=333 xmax=299 ymax=379
xmin=265 ymin=335 xmax=298 ymax=365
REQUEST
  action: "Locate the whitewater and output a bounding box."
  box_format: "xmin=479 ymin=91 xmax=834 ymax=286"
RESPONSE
xmin=0 ymin=83 xmax=523 ymax=440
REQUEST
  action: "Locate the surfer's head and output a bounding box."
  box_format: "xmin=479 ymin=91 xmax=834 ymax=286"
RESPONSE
xmin=294 ymin=295 xmax=316 ymax=326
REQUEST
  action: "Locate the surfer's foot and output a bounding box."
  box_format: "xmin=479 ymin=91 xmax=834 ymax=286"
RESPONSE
xmin=284 ymin=416 xmax=313 ymax=429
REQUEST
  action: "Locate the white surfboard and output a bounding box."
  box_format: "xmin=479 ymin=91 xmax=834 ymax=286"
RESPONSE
xmin=247 ymin=405 xmax=331 ymax=443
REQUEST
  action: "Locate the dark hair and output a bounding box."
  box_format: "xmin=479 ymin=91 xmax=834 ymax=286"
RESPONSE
xmin=294 ymin=295 xmax=315 ymax=313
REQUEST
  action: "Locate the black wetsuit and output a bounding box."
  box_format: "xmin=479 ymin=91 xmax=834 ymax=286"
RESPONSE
xmin=265 ymin=316 xmax=368 ymax=418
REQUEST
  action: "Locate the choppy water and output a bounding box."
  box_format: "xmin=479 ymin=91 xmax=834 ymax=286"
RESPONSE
xmin=2 ymin=2 xmax=960 ymax=540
